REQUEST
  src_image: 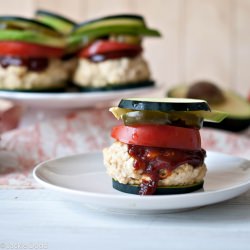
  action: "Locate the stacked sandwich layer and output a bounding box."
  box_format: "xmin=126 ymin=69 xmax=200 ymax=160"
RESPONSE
xmin=0 ymin=11 xmax=161 ymax=92
xmin=70 ymin=14 xmax=160 ymax=90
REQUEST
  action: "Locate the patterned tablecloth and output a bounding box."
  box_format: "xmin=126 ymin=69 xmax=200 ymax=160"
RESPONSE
xmin=0 ymin=108 xmax=249 ymax=188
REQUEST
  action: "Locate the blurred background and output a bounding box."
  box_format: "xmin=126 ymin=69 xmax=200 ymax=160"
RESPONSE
xmin=0 ymin=0 xmax=249 ymax=97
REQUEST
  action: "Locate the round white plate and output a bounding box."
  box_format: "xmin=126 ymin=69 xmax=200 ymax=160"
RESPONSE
xmin=33 ymin=151 xmax=250 ymax=214
xmin=0 ymin=85 xmax=158 ymax=109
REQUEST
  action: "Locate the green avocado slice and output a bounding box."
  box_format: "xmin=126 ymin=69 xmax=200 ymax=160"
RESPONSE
xmin=69 ymin=25 xmax=161 ymax=49
xmin=0 ymin=16 xmax=60 ymax=36
xmin=167 ymin=85 xmax=250 ymax=131
xmin=71 ymin=14 xmax=161 ymax=44
xmin=0 ymin=30 xmax=65 ymax=48
xmin=72 ymin=25 xmax=160 ymax=40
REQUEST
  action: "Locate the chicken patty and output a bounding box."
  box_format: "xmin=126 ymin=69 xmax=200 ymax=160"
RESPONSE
xmin=0 ymin=59 xmax=68 ymax=90
xmin=73 ymin=55 xmax=151 ymax=87
xmin=103 ymin=141 xmax=207 ymax=186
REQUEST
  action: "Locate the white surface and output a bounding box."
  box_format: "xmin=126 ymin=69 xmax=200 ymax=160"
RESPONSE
xmin=0 ymin=85 xmax=159 ymax=109
xmin=33 ymin=151 xmax=250 ymax=214
xmin=0 ymin=189 xmax=250 ymax=250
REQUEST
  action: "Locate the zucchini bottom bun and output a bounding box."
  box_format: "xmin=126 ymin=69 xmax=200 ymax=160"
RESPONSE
xmin=103 ymin=98 xmax=227 ymax=195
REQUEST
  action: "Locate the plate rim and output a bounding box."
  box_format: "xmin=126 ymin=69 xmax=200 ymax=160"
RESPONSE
xmin=0 ymin=85 xmax=161 ymax=109
xmin=33 ymin=151 xmax=250 ymax=201
xmin=0 ymin=85 xmax=158 ymax=100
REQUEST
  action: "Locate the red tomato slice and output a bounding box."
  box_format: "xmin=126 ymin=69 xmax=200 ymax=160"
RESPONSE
xmin=0 ymin=41 xmax=64 ymax=58
xmin=79 ymin=40 xmax=142 ymax=58
xmin=111 ymin=125 xmax=201 ymax=150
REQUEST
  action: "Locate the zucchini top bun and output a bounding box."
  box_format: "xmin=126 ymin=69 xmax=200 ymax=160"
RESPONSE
xmin=103 ymin=98 xmax=227 ymax=195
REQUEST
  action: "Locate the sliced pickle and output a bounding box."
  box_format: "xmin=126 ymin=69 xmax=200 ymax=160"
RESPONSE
xmin=122 ymin=110 xmax=203 ymax=128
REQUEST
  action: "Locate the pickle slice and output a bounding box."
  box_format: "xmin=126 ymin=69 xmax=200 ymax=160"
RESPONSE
xmin=122 ymin=110 xmax=203 ymax=128
xmin=110 ymin=107 xmax=227 ymax=124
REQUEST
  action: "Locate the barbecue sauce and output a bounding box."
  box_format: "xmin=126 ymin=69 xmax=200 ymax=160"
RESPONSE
xmin=0 ymin=56 xmax=49 ymax=71
xmin=128 ymin=144 xmax=206 ymax=195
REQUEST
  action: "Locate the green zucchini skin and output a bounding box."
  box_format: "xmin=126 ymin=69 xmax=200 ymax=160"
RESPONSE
xmin=76 ymin=80 xmax=155 ymax=92
xmin=74 ymin=14 xmax=145 ymax=30
xmin=35 ymin=10 xmax=76 ymax=25
xmin=118 ymin=98 xmax=211 ymax=112
xmin=35 ymin=10 xmax=76 ymax=36
xmin=112 ymin=179 xmax=204 ymax=195
xmin=72 ymin=14 xmax=161 ymax=38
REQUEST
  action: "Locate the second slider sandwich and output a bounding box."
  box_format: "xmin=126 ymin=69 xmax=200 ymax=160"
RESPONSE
xmin=71 ymin=14 xmax=161 ymax=91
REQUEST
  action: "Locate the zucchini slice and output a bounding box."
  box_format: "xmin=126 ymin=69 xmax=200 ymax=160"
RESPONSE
xmin=71 ymin=26 xmax=160 ymax=45
xmin=72 ymin=14 xmax=161 ymax=38
xmin=112 ymin=179 xmax=204 ymax=195
xmin=73 ymin=14 xmax=145 ymax=33
xmin=35 ymin=10 xmax=76 ymax=35
xmin=118 ymin=98 xmax=211 ymax=112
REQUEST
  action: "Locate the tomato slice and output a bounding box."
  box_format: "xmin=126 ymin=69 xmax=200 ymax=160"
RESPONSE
xmin=111 ymin=125 xmax=201 ymax=150
xmin=0 ymin=41 xmax=64 ymax=58
xmin=79 ymin=40 xmax=142 ymax=58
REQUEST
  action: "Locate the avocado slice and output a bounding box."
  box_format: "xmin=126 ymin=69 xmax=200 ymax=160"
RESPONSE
xmin=0 ymin=16 xmax=65 ymax=48
xmin=168 ymin=85 xmax=250 ymax=132
xmin=35 ymin=10 xmax=76 ymax=35
xmin=70 ymin=25 xmax=160 ymax=47
xmin=0 ymin=16 xmax=60 ymax=36
xmin=0 ymin=30 xmax=65 ymax=48
xmin=71 ymin=14 xmax=160 ymax=46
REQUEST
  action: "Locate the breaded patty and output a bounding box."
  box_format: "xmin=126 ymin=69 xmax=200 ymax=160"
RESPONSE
xmin=0 ymin=59 xmax=68 ymax=90
xmin=103 ymin=141 xmax=207 ymax=186
xmin=73 ymin=55 xmax=150 ymax=87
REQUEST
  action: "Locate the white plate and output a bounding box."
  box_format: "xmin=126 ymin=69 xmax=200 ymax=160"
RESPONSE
xmin=33 ymin=151 xmax=250 ymax=214
xmin=0 ymin=85 xmax=158 ymax=109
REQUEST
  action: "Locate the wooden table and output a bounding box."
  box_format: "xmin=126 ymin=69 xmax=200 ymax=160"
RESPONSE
xmin=0 ymin=189 xmax=249 ymax=250
xmin=1 ymin=107 xmax=250 ymax=250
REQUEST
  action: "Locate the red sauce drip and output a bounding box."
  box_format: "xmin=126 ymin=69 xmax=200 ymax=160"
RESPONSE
xmin=128 ymin=144 xmax=206 ymax=195
xmin=0 ymin=56 xmax=49 ymax=72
